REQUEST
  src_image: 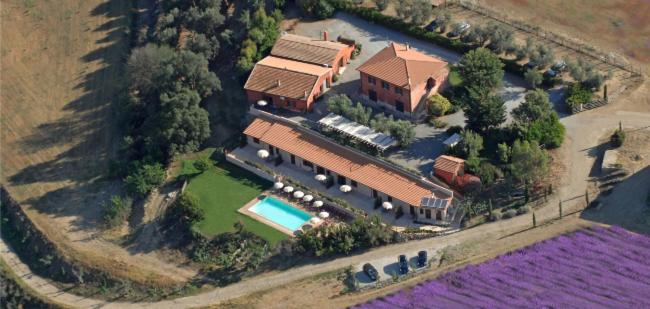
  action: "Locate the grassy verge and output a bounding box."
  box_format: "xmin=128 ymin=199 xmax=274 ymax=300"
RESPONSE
xmin=182 ymin=159 xmax=287 ymax=246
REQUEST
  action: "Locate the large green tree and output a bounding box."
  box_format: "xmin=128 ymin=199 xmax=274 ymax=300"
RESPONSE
xmin=509 ymin=140 xmax=549 ymax=185
xmin=512 ymin=89 xmax=553 ymax=125
xmin=149 ymin=88 xmax=211 ymax=154
xmin=458 ymin=47 xmax=504 ymax=91
xmin=463 ymin=89 xmax=506 ymax=132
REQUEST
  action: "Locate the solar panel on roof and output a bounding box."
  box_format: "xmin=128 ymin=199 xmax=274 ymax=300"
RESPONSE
xmin=420 ymin=196 xmax=448 ymax=209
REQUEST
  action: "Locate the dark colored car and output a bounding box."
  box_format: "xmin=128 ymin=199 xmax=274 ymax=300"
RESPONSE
xmin=417 ymin=251 xmax=428 ymax=268
xmin=363 ymin=263 xmax=379 ymax=281
xmin=425 ymin=20 xmax=439 ymax=32
xmin=544 ymin=69 xmax=557 ymax=78
xmin=398 ymin=255 xmax=409 ymax=275
xmin=552 ymin=61 xmax=567 ymax=72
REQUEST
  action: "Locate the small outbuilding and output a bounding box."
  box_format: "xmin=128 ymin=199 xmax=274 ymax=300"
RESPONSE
xmin=433 ymin=155 xmax=465 ymax=186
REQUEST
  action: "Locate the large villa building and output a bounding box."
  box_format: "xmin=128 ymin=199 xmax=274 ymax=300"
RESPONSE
xmin=244 ymin=33 xmax=355 ymax=112
xmin=357 ymin=43 xmax=449 ymax=119
xmin=242 ymin=111 xmax=455 ymax=223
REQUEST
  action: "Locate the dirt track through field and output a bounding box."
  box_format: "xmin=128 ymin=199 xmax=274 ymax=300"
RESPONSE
xmin=1 ymin=0 xmax=196 ymax=284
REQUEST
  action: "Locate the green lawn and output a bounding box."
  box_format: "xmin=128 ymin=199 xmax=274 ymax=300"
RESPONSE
xmin=184 ymin=161 xmax=288 ymax=246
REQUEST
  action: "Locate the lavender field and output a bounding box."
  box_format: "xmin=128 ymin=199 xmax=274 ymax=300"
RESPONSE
xmin=355 ymin=226 xmax=650 ymax=308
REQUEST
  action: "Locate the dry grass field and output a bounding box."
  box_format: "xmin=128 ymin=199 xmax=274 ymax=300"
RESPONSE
xmin=478 ymin=0 xmax=650 ymax=70
xmin=1 ymin=0 xmax=194 ymax=285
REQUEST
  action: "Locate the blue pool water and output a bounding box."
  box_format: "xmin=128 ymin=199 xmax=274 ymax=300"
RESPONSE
xmin=249 ymin=196 xmax=312 ymax=232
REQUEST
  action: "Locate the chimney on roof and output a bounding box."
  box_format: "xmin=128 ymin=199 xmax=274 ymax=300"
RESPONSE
xmin=304 ymin=90 xmax=308 ymax=98
xmin=322 ymin=31 xmax=329 ymax=41
xmin=276 ymin=80 xmax=281 ymax=87
xmin=405 ymin=43 xmax=410 ymax=50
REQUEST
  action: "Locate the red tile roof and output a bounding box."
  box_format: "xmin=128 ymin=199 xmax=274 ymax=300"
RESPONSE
xmin=243 ymin=56 xmax=330 ymax=100
xmin=244 ymin=115 xmax=453 ymax=206
xmin=434 ymin=155 xmax=465 ymax=175
xmin=271 ymin=34 xmax=349 ymax=66
xmin=357 ymin=43 xmax=448 ymax=90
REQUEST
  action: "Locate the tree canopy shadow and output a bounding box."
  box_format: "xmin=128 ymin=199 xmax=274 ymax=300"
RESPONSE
xmin=7 ymin=0 xmax=133 ymax=230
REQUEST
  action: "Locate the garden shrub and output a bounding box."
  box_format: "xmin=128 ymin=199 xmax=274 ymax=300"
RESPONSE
xmin=428 ymin=95 xmax=452 ymax=117
xmin=517 ymin=205 xmax=531 ymax=215
xmin=429 ymin=118 xmax=448 ymax=129
xmin=193 ymin=157 xmax=212 ymax=172
xmin=502 ymin=209 xmax=517 ymax=219
xmin=352 ymin=43 xmax=362 ymax=59
xmin=332 ymin=74 xmax=339 ymax=82
xmin=564 ymin=83 xmax=593 ymax=110
xmin=611 ymin=129 xmax=626 ymax=147
xmin=489 ymin=211 xmax=502 ymax=221
xmin=102 ymin=196 xmax=132 ymax=228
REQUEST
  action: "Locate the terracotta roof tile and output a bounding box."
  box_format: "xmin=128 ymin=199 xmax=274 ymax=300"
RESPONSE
xmin=357 ymin=43 xmax=448 ymax=89
xmin=244 ymin=116 xmax=453 ymax=206
xmin=271 ymin=34 xmax=348 ymax=66
xmin=434 ymin=155 xmax=465 ymax=174
xmin=243 ymin=56 xmax=329 ymax=100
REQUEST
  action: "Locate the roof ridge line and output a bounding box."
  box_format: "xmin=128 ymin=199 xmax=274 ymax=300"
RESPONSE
xmin=256 ymin=61 xmax=324 ymax=77
xmin=281 ymin=36 xmax=343 ymax=51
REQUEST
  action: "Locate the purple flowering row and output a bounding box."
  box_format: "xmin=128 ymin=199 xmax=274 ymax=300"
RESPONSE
xmin=354 ymin=226 xmax=650 ymax=309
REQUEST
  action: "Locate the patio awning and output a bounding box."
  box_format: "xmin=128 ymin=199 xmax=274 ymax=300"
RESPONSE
xmin=318 ymin=113 xmax=396 ymax=151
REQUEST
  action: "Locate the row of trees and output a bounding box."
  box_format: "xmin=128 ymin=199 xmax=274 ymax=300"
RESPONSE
xmin=327 ymin=95 xmax=416 ymax=146
xmin=395 ymin=0 xmax=433 ymax=25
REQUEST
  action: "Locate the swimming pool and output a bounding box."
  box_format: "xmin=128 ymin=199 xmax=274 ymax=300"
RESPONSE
xmin=249 ymin=196 xmax=312 ymax=232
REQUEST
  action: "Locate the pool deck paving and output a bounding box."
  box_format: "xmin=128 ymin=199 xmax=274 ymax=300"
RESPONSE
xmin=237 ymin=193 xmax=325 ymax=236
xmin=231 ymin=146 xmax=423 ymax=228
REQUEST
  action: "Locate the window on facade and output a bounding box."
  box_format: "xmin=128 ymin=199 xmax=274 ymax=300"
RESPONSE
xmin=381 ymin=81 xmax=390 ymax=90
xmin=303 ymin=160 xmax=313 ymax=168
xmin=288 ymin=101 xmax=296 ymax=108
xmin=253 ymin=138 xmax=260 ymax=144
xmin=351 ymin=180 xmax=358 ymax=187
xmin=426 ymin=209 xmax=431 ymax=219
xmin=395 ymin=87 xmax=403 ymax=95
xmin=368 ymin=76 xmax=376 ymax=84
xmin=387 ymin=196 xmax=393 ymax=202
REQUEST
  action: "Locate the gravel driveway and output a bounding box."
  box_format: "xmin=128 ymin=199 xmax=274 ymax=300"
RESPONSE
xmin=292 ymin=12 xmax=562 ymax=174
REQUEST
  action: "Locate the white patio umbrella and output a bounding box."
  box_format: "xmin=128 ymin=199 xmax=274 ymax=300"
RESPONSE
xmin=339 ymin=185 xmax=352 ymax=193
xmin=303 ymin=194 xmax=314 ymax=202
xmin=318 ymin=211 xmax=330 ymax=219
xmin=283 ymin=186 xmax=294 ymax=193
xmin=273 ymin=182 xmax=284 ymax=190
xmin=257 ymin=149 xmax=269 ymax=159
xmin=293 ymin=191 xmax=305 ymax=199
xmin=257 ymin=100 xmax=268 ymax=107
xmin=314 ymin=174 xmax=327 ymax=182
xmin=382 ymin=201 xmax=393 ymax=210
xmin=313 ymin=200 xmax=324 ymax=208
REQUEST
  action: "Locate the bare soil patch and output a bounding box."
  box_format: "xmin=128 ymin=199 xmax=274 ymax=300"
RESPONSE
xmin=1 ymin=0 xmax=195 ymax=285
xmin=477 ymin=0 xmax=650 ymax=71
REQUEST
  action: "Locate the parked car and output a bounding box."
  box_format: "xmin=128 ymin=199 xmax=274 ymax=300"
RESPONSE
xmin=425 ymin=19 xmax=439 ymax=32
xmin=363 ymin=263 xmax=379 ymax=281
xmin=544 ymin=69 xmax=557 ymax=78
xmin=449 ymin=21 xmax=471 ymax=37
xmin=552 ymin=61 xmax=567 ymax=72
xmin=417 ymin=251 xmax=428 ymax=268
xmin=398 ymin=255 xmax=409 ymax=275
